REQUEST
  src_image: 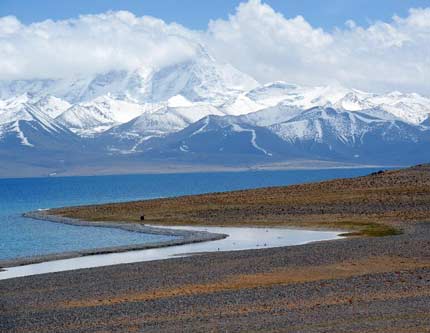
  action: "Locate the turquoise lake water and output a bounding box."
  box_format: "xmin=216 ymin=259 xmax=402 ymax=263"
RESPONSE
xmin=0 ymin=168 xmax=384 ymax=260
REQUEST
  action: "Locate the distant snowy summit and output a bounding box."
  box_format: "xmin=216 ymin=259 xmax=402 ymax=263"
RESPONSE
xmin=0 ymin=46 xmax=429 ymax=176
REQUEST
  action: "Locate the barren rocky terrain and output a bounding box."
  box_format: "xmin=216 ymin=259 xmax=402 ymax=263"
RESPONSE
xmin=1 ymin=164 xmax=430 ymax=332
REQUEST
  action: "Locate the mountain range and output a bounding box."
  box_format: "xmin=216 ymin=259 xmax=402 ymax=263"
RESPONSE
xmin=1 ymin=46 xmax=430 ymax=177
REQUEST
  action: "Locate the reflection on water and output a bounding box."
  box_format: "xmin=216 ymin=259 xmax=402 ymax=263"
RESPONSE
xmin=0 ymin=226 xmax=342 ymax=280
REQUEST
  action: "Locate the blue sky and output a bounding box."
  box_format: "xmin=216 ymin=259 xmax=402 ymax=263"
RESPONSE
xmin=1 ymin=0 xmax=430 ymax=30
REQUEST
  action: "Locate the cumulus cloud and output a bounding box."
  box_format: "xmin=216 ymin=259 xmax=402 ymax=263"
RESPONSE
xmin=0 ymin=11 xmax=199 ymax=80
xmin=0 ymin=0 xmax=430 ymax=94
xmin=206 ymin=0 xmax=430 ymax=94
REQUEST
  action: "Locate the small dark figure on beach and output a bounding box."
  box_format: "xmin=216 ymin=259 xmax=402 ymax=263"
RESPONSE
xmin=140 ymin=215 xmax=145 ymax=221
xmin=371 ymin=170 xmax=385 ymax=176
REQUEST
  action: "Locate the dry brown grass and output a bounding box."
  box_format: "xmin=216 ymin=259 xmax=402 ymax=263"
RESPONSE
xmin=49 ymin=164 xmax=430 ymax=236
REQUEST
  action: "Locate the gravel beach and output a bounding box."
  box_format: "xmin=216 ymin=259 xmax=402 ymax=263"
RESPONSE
xmin=1 ymin=165 xmax=430 ymax=332
xmin=1 ymin=222 xmax=429 ymax=332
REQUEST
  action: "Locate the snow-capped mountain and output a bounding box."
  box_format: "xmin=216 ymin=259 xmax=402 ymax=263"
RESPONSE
xmin=33 ymin=95 xmax=72 ymax=119
xmin=0 ymin=101 xmax=79 ymax=151
xmin=0 ymin=46 xmax=258 ymax=105
xmin=221 ymin=81 xmax=430 ymax=126
xmin=55 ymin=95 xmax=150 ymax=136
xmin=146 ymin=47 xmax=258 ymax=105
xmin=109 ymin=95 xmax=224 ymax=138
xmin=139 ymin=115 xmax=293 ymax=163
xmin=101 ymin=101 xmax=225 ymax=152
xmin=221 ymin=82 xmax=349 ymax=116
xmin=268 ymin=106 xmax=430 ymax=163
xmin=335 ymin=91 xmax=430 ymax=124
xmin=1 ymin=43 xmax=430 ymax=177
xmin=141 ymin=106 xmax=430 ymax=165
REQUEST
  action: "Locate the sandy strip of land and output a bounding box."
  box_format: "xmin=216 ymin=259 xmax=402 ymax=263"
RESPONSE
xmin=0 ymin=211 xmax=227 ymax=268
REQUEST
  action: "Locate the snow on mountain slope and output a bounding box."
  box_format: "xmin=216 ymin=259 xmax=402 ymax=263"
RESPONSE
xmin=0 ymin=93 xmax=71 ymax=120
xmin=371 ymin=93 xmax=430 ymax=124
xmin=33 ymin=96 xmax=72 ymax=119
xmin=239 ymin=102 xmax=303 ymax=127
xmin=1 ymin=39 xmax=430 ymax=171
xmin=55 ymin=91 xmax=228 ymax=139
xmin=248 ymin=82 xmax=349 ymax=109
xmin=0 ymin=99 xmax=59 ymax=130
xmin=129 ymin=106 xmax=430 ymax=165
xmin=333 ymin=91 xmax=376 ymax=111
xmin=166 ymin=95 xmax=194 ymax=107
xmin=147 ymin=47 xmax=258 ymax=105
xmin=270 ymin=107 xmax=384 ymax=144
xmin=139 ymin=115 xmax=293 ymax=160
xmin=220 ymin=94 xmax=267 ymax=116
xmin=0 ymin=93 xmax=31 ymax=110
xmin=0 ymin=46 xmax=258 ymax=106
xmin=221 ymin=82 xmax=430 ymax=126
xmin=100 ymin=101 xmax=225 ymax=153
xmin=0 ymin=69 xmax=149 ymax=104
xmin=353 ymin=106 xmax=404 ymax=123
xmin=0 ymin=79 xmax=57 ymax=101
xmin=266 ymin=106 xmax=430 ymax=164
xmin=221 ymin=82 xmax=365 ymax=116
xmin=55 ymin=95 xmax=149 ymax=136
xmin=246 ymin=82 xmax=301 ymax=103
xmin=111 ymin=103 xmax=223 ymax=137
xmin=220 ymin=82 xmax=302 ymax=115
xmin=0 ymin=121 xmax=34 ymax=147
xmin=0 ymin=102 xmax=79 ymax=150
xmin=0 ymin=46 xmax=259 ymax=141
xmin=334 ymin=91 xmax=430 ymax=124
xmin=1 ymin=40 xmax=427 ymax=139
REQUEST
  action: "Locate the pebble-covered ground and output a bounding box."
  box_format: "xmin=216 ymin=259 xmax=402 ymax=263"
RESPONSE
xmin=1 ymin=164 xmax=430 ymax=332
xmin=1 ymin=222 xmax=429 ymax=332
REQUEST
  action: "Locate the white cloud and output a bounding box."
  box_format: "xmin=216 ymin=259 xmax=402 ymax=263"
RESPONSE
xmin=206 ymin=0 xmax=430 ymax=94
xmin=0 ymin=1 xmax=430 ymax=95
xmin=0 ymin=11 xmax=199 ymax=80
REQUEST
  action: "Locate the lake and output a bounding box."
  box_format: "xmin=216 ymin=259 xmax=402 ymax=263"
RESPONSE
xmin=0 ymin=168 xmax=382 ymax=261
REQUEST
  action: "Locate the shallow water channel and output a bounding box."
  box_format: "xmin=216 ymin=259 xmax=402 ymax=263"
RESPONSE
xmin=0 ymin=225 xmax=342 ymax=280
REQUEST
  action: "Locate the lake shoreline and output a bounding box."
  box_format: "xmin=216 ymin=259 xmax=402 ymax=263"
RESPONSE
xmin=1 ymin=164 xmax=430 ymax=331
xmin=2 ymin=221 xmax=429 ymax=332
xmin=0 ymin=211 xmax=228 ymax=269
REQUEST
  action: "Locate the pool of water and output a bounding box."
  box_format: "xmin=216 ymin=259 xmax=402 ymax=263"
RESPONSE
xmin=0 ymin=225 xmax=343 ymax=280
